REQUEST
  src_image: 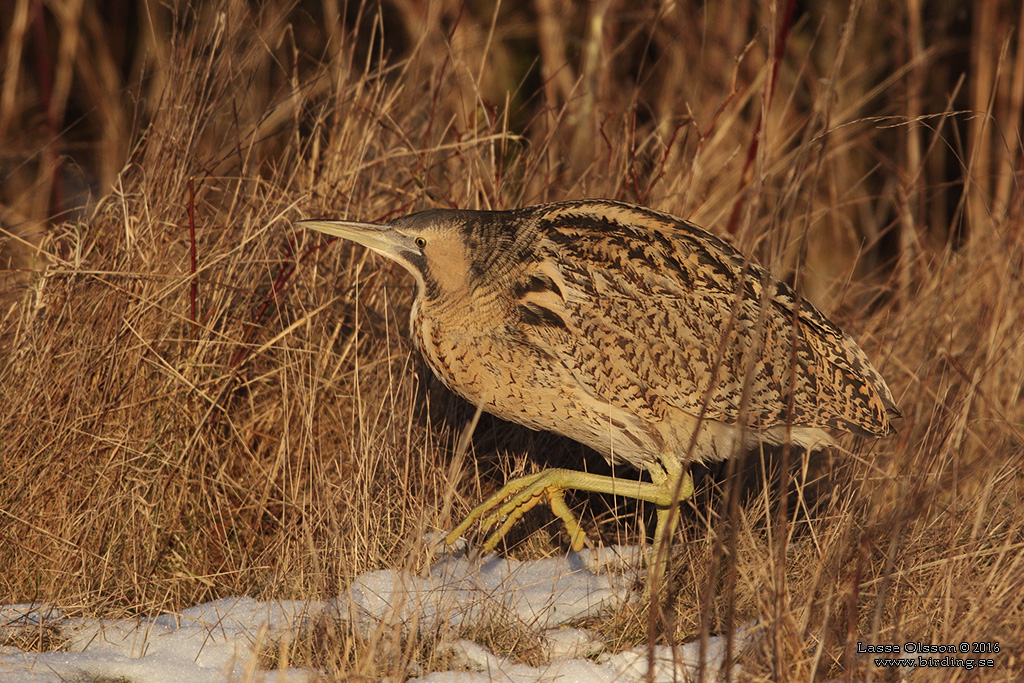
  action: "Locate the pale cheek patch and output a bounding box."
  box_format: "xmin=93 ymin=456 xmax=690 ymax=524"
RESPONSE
xmin=425 ymin=238 xmax=474 ymax=295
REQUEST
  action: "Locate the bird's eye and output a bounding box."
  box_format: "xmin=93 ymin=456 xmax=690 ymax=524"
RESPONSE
xmin=415 ymin=236 xmax=427 ymax=248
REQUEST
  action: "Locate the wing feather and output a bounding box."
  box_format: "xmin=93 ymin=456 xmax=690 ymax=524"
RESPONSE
xmin=519 ymin=201 xmax=898 ymax=436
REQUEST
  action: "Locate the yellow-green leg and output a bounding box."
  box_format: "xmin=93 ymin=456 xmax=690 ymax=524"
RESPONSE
xmin=446 ymin=461 xmax=694 ymax=589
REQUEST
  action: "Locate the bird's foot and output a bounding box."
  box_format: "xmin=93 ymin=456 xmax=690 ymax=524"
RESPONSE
xmin=445 ymin=469 xmax=588 ymax=553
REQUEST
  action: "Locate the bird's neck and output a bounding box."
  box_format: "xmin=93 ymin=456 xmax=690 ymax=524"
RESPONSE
xmin=411 ymin=287 xmax=510 ymax=342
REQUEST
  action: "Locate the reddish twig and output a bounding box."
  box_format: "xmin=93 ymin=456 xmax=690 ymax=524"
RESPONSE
xmin=188 ymin=177 xmax=198 ymax=327
xmin=726 ymin=0 xmax=797 ymax=235
xmin=640 ymin=121 xmax=686 ymax=204
xmin=629 ymin=108 xmax=641 ymax=200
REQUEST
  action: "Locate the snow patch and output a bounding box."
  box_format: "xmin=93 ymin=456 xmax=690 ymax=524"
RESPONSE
xmin=1 ymin=545 xmax=754 ymax=682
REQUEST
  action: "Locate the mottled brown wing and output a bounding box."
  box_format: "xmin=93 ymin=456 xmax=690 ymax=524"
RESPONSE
xmin=524 ymin=202 xmax=898 ymax=437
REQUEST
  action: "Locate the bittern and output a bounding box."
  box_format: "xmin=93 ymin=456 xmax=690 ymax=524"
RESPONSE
xmin=298 ymin=199 xmax=899 ymax=585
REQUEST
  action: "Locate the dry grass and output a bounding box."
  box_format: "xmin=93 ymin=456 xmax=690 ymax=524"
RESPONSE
xmin=1 ymin=0 xmax=1022 ymax=680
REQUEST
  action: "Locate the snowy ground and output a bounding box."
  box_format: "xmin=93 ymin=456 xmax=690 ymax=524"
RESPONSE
xmin=1 ymin=545 xmax=750 ymax=682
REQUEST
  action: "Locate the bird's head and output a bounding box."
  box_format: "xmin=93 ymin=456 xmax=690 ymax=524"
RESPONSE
xmin=298 ymin=208 xmax=536 ymax=306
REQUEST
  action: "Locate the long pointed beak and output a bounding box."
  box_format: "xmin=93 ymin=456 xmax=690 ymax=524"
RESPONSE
xmin=297 ymin=218 xmax=403 ymax=260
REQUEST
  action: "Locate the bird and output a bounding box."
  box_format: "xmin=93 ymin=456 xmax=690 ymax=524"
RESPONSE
xmin=297 ymin=199 xmax=900 ymax=586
